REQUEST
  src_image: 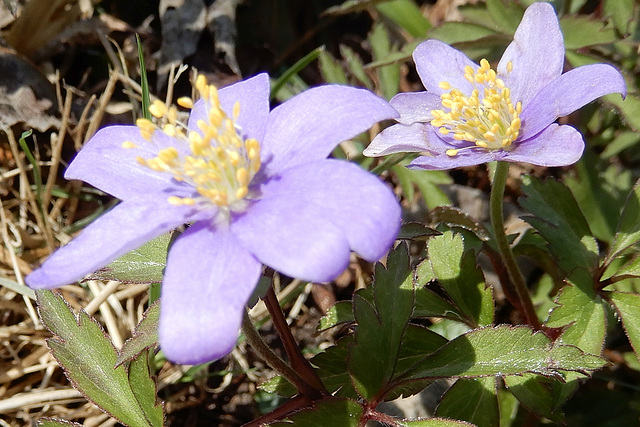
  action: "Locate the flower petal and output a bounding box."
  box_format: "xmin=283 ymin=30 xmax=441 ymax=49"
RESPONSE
xmin=159 ymin=222 xmax=262 ymax=364
xmin=497 ymin=2 xmax=564 ymax=106
xmin=390 ymin=92 xmax=443 ymax=124
xmin=503 ymin=123 xmax=584 ymax=167
xmin=65 ymin=126 xmax=183 ymax=200
xmin=254 ymin=159 xmax=400 ymax=262
xmin=364 ymin=123 xmax=432 ymax=157
xmin=26 ymin=196 xmax=198 ymax=289
xmin=259 ymin=85 xmax=398 ymax=176
xmin=413 ymin=40 xmax=477 ymax=95
xmin=407 ymin=149 xmax=496 ymax=170
xmin=231 ymin=189 xmax=351 ymax=283
xmin=188 ymin=73 xmax=270 ymax=142
xmin=519 ymin=63 xmax=627 ymax=137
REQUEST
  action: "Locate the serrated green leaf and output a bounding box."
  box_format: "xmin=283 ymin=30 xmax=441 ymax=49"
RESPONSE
xmin=520 ymin=175 xmax=599 ymax=273
xmin=560 ymin=16 xmax=616 ymax=49
xmin=319 ymin=300 xmax=354 ymax=330
xmin=603 ymin=0 xmax=635 ymax=34
xmin=397 ymin=222 xmax=441 ymax=241
xmin=369 ymin=22 xmax=399 ymax=100
xmin=565 ymin=154 xmax=630 ymax=243
xmin=504 ymin=373 xmax=565 ymax=423
xmin=430 ymin=206 xmax=490 ymax=241
xmin=400 ymin=325 xmax=606 ymax=380
xmin=394 ymin=324 xmax=449 ymax=376
xmin=485 ymin=0 xmax=525 ymax=34
xmin=609 ymin=179 xmax=640 ymax=260
xmin=427 ymin=232 xmax=494 ymax=326
xmin=270 ymin=397 xmax=363 ymax=427
xmin=610 ymin=291 xmax=640 ymax=362
xmin=436 ymin=377 xmax=498 ymax=427
xmin=376 ymin=0 xmax=430 ymax=37
xmin=350 ymin=244 xmax=414 ymax=399
xmin=545 ymin=269 xmax=606 ymax=355
xmin=36 ymin=290 xmax=159 ymax=427
xmin=87 ymin=233 xmax=172 ymax=284
xmin=116 ymin=301 xmax=160 ymax=366
xmin=612 ymin=255 xmax=640 ymax=279
xmin=128 ymin=350 xmax=163 ymax=427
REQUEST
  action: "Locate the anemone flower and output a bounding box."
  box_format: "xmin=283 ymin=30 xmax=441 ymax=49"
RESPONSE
xmin=364 ymin=2 xmax=626 ymax=170
xmin=27 ymin=73 xmax=401 ymax=364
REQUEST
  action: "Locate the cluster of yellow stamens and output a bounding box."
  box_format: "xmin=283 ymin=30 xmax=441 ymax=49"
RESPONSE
xmin=430 ymin=59 xmax=522 ymax=156
xmin=123 ymin=75 xmax=261 ymax=208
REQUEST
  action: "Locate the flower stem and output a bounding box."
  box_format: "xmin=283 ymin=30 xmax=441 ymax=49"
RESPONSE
xmin=490 ymin=161 xmax=540 ymax=328
xmin=263 ymin=285 xmax=327 ymax=395
xmin=241 ymin=311 xmax=321 ymax=398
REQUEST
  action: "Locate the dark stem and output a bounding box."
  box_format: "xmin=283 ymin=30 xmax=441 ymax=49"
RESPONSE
xmin=490 ymin=161 xmax=541 ymax=328
xmin=263 ymin=284 xmax=328 ymax=396
xmin=241 ymin=311 xmax=319 ymax=398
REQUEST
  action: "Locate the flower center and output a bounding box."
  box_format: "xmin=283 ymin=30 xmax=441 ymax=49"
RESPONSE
xmin=430 ymin=59 xmax=522 ymax=156
xmin=123 ymin=75 xmax=261 ymax=209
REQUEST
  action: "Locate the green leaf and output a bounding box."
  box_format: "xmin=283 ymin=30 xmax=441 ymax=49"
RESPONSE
xmin=116 ymin=301 xmax=160 ymax=366
xmin=270 ymin=398 xmax=363 ymax=427
xmin=349 ymin=243 xmax=415 ymax=399
xmin=428 ymin=22 xmax=499 ymax=45
xmin=485 ymin=0 xmax=525 ymax=34
xmin=36 ymin=290 xmax=161 ymax=427
xmin=318 ymin=50 xmax=348 ymax=85
xmin=611 ymin=255 xmax=640 ymax=279
xmin=397 ymin=222 xmax=441 ymax=241
xmin=128 ymin=350 xmax=164 ymax=427
xmin=393 ymin=162 xmax=452 ymax=209
xmin=430 ymin=206 xmax=490 ymax=241
xmin=504 ymin=373 xmax=565 ymax=423
xmin=519 ymin=175 xmax=599 ymax=273
xmin=400 ymin=418 xmax=477 ymax=426
xmin=610 ymin=291 xmax=640 ymax=362
xmin=400 ymin=325 xmax=606 ymax=380
xmin=427 ymin=231 xmax=494 ymax=326
xmin=37 ymin=420 xmax=83 ymax=427
xmin=339 ymin=45 xmax=373 ymax=89
xmin=87 ymin=233 xmax=172 ymax=284
xmin=608 ymin=179 xmax=640 ymax=260
xmin=545 ymin=269 xmax=606 ymax=356
xmin=369 ymin=22 xmax=400 ymax=100
xmin=318 ymin=300 xmax=354 ymax=330
xmin=565 ymin=154 xmax=630 ymax=243
xmin=436 ymin=377 xmax=499 ymax=427
xmin=394 ymin=324 xmax=449 ymax=377
xmin=601 ymin=131 xmax=640 ymax=159
xmin=603 ymin=93 xmax=640 ymax=133
xmin=603 ymin=0 xmax=635 ymax=34
xmin=376 ymin=0 xmax=431 ymax=37
xmin=559 ymin=16 xmax=616 ymax=49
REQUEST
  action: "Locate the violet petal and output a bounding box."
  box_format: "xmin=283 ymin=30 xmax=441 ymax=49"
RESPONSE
xmin=259 ymin=85 xmax=398 ymax=176
xmin=188 ymin=73 xmax=270 ymax=142
xmin=26 ymin=196 xmax=198 ymax=289
xmin=65 ymin=126 xmax=183 ymax=201
xmin=256 ymin=159 xmax=400 ymax=262
xmin=159 ymin=222 xmax=261 ymax=364
xmin=390 ymin=92 xmax=443 ymax=125
xmin=497 ymin=2 xmax=564 ymax=106
xmin=413 ymin=40 xmax=477 ymax=96
xmin=520 ymin=63 xmax=627 ymax=137
xmin=505 ymin=123 xmax=584 ymax=166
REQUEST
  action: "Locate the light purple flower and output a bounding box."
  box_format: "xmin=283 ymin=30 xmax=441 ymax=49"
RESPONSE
xmin=26 ymin=73 xmax=401 ymax=364
xmin=364 ymin=2 xmax=627 ymax=170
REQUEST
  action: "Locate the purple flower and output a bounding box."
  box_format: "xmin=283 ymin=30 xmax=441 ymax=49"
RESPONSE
xmin=364 ymin=2 xmax=627 ymax=170
xmin=26 ymin=73 xmax=401 ymax=364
